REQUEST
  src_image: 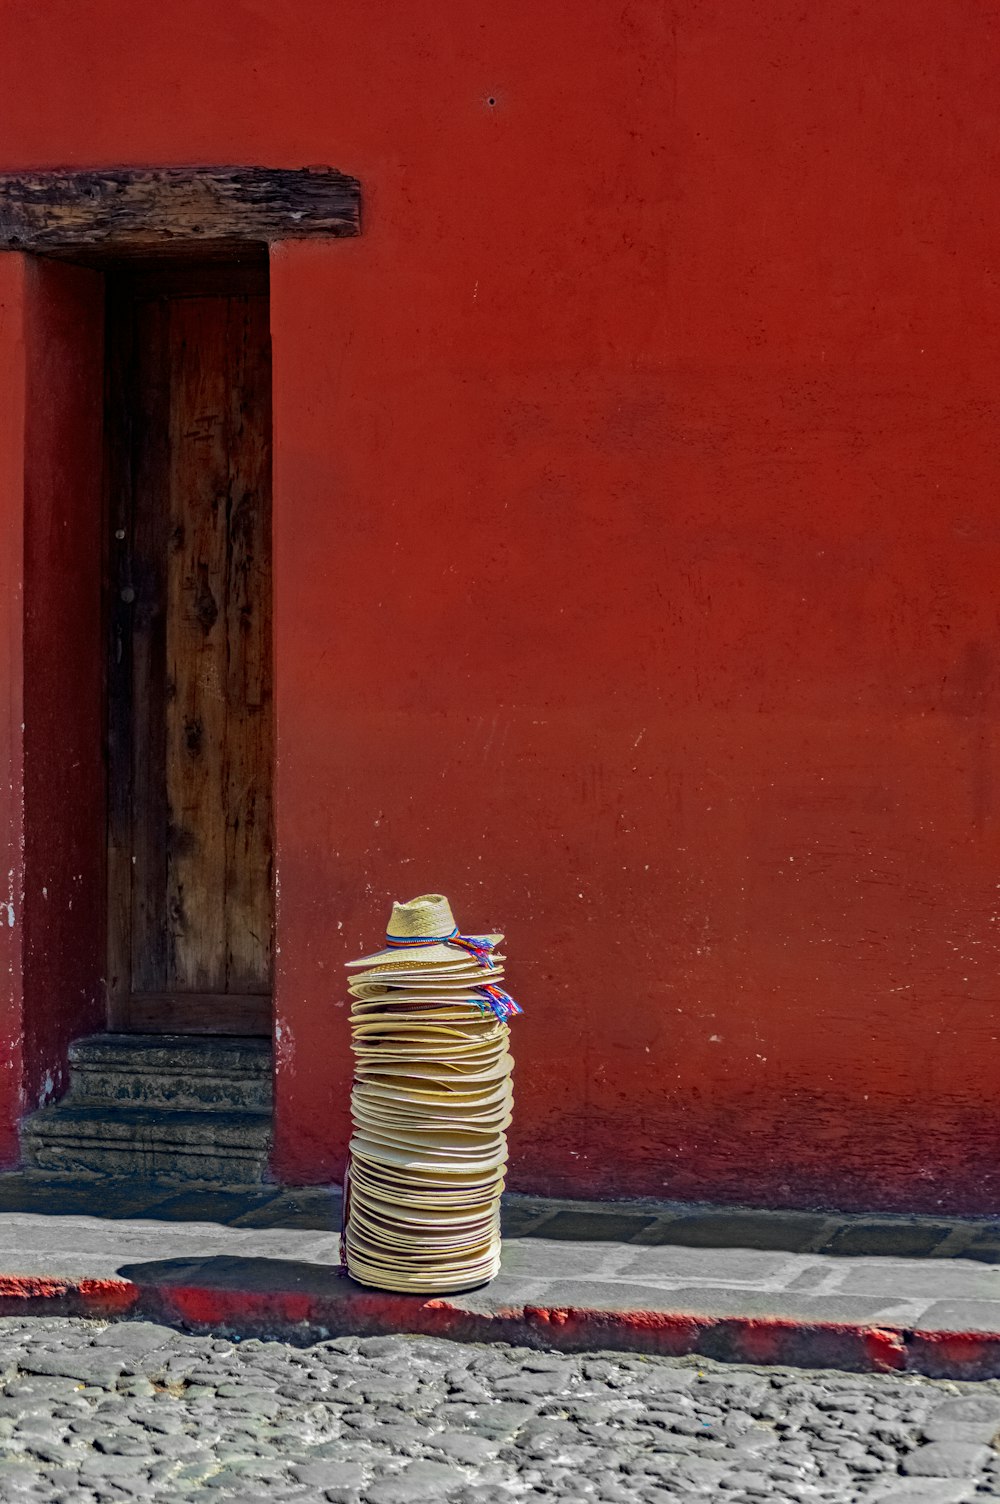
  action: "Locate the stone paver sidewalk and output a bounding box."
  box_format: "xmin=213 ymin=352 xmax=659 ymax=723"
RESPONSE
xmin=1 ymin=1176 xmax=1000 ymax=1377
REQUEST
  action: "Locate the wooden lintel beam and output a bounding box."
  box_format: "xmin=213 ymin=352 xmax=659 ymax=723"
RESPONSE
xmin=0 ymin=166 xmax=360 ymax=251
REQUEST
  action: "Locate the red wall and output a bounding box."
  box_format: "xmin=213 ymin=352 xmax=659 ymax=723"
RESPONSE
xmin=22 ymin=261 xmax=106 ymax=1107
xmin=0 ymin=259 xmax=106 ymax=1152
xmin=3 ymin=1 xmax=1000 ymax=1210
xmin=0 ymin=258 xmax=27 ymax=1163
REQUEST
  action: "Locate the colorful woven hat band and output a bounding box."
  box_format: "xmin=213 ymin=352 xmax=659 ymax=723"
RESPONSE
xmin=380 ymin=897 xmax=521 ymax=1021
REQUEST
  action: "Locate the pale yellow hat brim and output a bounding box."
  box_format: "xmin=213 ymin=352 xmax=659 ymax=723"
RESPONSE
xmin=345 ymin=1250 xmax=501 ymax=1293
xmin=346 ymin=934 xmax=503 ymax=969
xmin=349 ymin=1154 xmax=506 ymax=1197
xmin=349 ymin=1178 xmax=505 ymax=1211
xmin=346 ymin=1232 xmax=499 ymax=1270
xmin=348 ymin=963 xmax=500 ymax=988
xmin=356 ymin=1060 xmax=512 ymax=1086
xmin=350 ymin=1135 xmax=506 ymax=1176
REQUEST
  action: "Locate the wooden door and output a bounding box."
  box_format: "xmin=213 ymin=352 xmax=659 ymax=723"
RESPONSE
xmin=106 ymin=260 xmax=273 ymax=1035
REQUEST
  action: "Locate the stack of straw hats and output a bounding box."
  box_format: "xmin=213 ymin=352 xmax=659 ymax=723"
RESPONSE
xmin=343 ymin=894 xmax=521 ymax=1293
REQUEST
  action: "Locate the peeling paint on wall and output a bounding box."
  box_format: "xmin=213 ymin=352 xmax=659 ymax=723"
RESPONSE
xmin=274 ymin=1019 xmax=296 ymax=1078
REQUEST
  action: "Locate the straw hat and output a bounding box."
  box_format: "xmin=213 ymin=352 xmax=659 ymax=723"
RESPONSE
xmin=343 ymin=891 xmax=518 ymax=1295
xmin=347 ymin=894 xmax=502 ymax=969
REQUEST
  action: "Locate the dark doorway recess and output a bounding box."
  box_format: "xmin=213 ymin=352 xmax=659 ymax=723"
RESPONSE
xmin=104 ymin=250 xmax=273 ymax=1036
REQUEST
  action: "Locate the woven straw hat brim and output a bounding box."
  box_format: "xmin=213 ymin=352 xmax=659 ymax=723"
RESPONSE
xmin=355 ymin=1065 xmax=511 ymax=1089
xmin=350 ymin=1207 xmax=499 ymax=1246
xmin=349 ymin=958 xmax=501 ymax=978
xmin=354 ymin=1025 xmax=509 ymax=1046
xmin=349 ymin=1180 xmax=504 ymax=1210
xmin=356 ymin=1082 xmax=510 ymax=1104
xmin=346 ymin=934 xmax=503 ymax=969
xmin=352 ymin=1036 xmax=510 ymax=1058
xmin=351 ymin=1189 xmax=498 ymax=1224
xmin=348 ymin=1167 xmax=502 ymax=1203
xmin=352 ymin=1151 xmax=506 ymax=1177
xmin=346 ymin=1252 xmax=500 ymax=1285
xmin=350 ymin=1006 xmax=497 ymax=1025
xmin=349 ymin=968 xmax=502 ymax=991
xmin=354 ymin=1084 xmax=511 ymax=1114
xmin=353 ymin=1120 xmax=506 ymax=1153
xmin=354 ymin=1233 xmax=497 ymax=1257
xmin=349 ymin=1155 xmax=505 ymax=1195
xmin=350 ymin=1136 xmax=506 ymax=1175
xmin=351 ymin=1018 xmax=504 ymax=1038
xmin=353 ymin=1077 xmax=512 ymax=1106
xmin=352 ymin=1042 xmax=506 ymax=1060
xmin=355 ymin=1125 xmax=506 ymax=1154
xmin=351 ymin=995 xmax=492 ymax=1010
xmin=349 ymin=985 xmax=505 ymax=1005
xmin=346 ymin=1233 xmax=499 ymax=1270
xmin=347 ymin=1268 xmax=499 ymax=1294
xmin=352 ymin=1088 xmax=512 ymax=1123
xmin=351 ymin=1156 xmax=505 ymax=1189
xmin=352 ymin=1040 xmax=505 ymax=1058
xmin=351 ymin=1231 xmax=498 ymax=1258
xmin=345 ymin=1252 xmax=500 ymax=1293
xmin=351 ymin=1046 xmax=508 ymax=1068
xmin=350 ymin=1192 xmax=499 ymax=1227
xmin=349 ymin=959 xmax=480 ymax=976
xmin=350 ymin=986 xmax=505 ymax=1005
xmin=350 ymin=1191 xmax=501 ymax=1220
xmin=354 ymin=1070 xmax=511 ymax=1094
xmin=351 ymin=1016 xmax=506 ymax=1036
xmin=352 ymin=1101 xmax=513 ymax=1132
xmin=355 ymin=1061 xmax=512 ymax=1086
xmin=348 ymin=1271 xmax=498 ymax=1294
xmin=352 ymin=1037 xmax=506 ymax=1057
xmin=355 ymin=1063 xmax=510 ymax=1085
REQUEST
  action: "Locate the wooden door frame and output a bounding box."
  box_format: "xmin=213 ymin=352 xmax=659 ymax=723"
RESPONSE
xmin=0 ymin=166 xmax=360 ymax=257
xmin=105 ymin=256 xmax=275 ymax=1036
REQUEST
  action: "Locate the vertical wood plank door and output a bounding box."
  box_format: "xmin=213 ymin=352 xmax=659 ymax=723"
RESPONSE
xmin=107 ymin=263 xmax=273 ymax=1036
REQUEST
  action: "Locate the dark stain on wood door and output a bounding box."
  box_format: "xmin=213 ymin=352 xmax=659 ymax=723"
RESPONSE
xmin=106 ymin=257 xmax=273 ymax=1035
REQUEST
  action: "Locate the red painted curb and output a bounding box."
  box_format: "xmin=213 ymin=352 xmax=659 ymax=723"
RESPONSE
xmin=0 ymin=1272 xmax=995 ymax=1378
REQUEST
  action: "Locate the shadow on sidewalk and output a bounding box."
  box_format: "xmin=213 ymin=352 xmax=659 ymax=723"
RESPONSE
xmin=503 ymin=1200 xmax=1000 ymax=1261
xmin=1 ymin=1172 xmax=998 ymax=1263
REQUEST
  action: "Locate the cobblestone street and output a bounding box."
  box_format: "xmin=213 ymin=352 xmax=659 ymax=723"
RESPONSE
xmin=0 ymin=1320 xmax=995 ymax=1503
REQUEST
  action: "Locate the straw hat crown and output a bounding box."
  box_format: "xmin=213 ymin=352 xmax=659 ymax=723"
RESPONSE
xmin=387 ymin=894 xmax=457 ymax=941
xmin=346 ymin=893 xmax=503 ymax=969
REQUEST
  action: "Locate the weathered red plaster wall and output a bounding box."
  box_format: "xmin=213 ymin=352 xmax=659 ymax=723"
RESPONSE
xmin=3 ymin=1 xmax=1000 ymax=1209
xmin=0 ymin=258 xmax=106 ymax=1160
xmin=21 ymin=261 xmax=106 ymax=1109
xmin=0 ymin=259 xmax=27 ymax=1164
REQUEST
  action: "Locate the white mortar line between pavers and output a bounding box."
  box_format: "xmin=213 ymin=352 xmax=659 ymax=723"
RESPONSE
xmin=588 ymin=1243 xmax=657 ymax=1278
xmin=934 ymin=1224 xmax=982 ymax=1257
xmin=753 ymin=1255 xmax=823 ymax=1291
xmin=515 ymin=1241 xmax=635 ymax=1280
xmin=793 ymin=1258 xmax=873 ymax=1296
xmin=758 ymin=1254 xmax=829 ymax=1291
xmin=597 ymin=1254 xmax=822 ymax=1294
xmin=603 ymin=1277 xmax=801 ymax=1293
xmin=852 ymin=1299 xmax=938 ymax=1324
xmin=798 ymin=1219 xmax=845 ymax=1254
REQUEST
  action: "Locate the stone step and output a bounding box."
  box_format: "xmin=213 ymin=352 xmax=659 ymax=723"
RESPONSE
xmin=21 ymin=1104 xmax=272 ymax=1185
xmin=66 ymin=1033 xmax=272 ymax=1112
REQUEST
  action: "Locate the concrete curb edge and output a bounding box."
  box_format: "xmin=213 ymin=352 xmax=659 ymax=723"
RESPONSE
xmin=1 ymin=1273 xmax=999 ymax=1378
